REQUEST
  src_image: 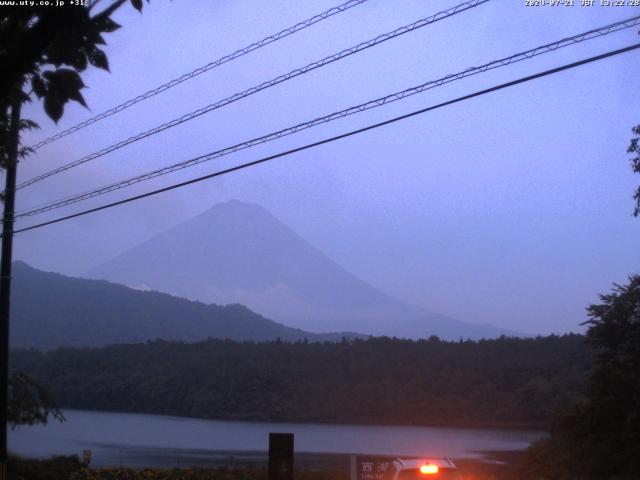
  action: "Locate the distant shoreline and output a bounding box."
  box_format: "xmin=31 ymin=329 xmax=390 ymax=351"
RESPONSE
xmin=54 ymin=407 xmax=550 ymax=433
xmin=9 ymin=446 xmax=529 ymax=470
xmin=9 ymin=409 xmax=543 ymax=469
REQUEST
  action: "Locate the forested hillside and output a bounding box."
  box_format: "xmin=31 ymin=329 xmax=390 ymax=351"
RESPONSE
xmin=10 ymin=261 xmax=358 ymax=349
xmin=12 ymin=335 xmax=589 ymax=429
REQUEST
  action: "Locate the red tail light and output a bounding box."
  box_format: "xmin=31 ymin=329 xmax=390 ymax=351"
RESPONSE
xmin=419 ymin=465 xmax=439 ymax=475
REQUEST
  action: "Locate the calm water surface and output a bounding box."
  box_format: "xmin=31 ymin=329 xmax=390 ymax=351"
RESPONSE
xmin=9 ymin=410 xmax=543 ymax=467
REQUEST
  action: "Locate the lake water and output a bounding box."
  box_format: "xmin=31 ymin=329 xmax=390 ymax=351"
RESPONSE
xmin=9 ymin=410 xmax=544 ymax=468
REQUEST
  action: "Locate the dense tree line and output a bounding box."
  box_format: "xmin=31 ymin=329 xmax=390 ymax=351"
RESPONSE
xmin=12 ymin=334 xmax=589 ymax=429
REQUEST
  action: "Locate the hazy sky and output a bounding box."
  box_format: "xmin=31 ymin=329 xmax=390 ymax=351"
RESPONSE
xmin=10 ymin=0 xmax=640 ymax=335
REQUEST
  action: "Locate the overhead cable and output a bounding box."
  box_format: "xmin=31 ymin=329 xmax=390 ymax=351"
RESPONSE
xmin=12 ymin=42 xmax=640 ymax=235
xmin=16 ymin=0 xmax=489 ymax=190
xmin=27 ymin=0 xmax=372 ymax=151
xmin=16 ymin=14 xmax=640 ymax=218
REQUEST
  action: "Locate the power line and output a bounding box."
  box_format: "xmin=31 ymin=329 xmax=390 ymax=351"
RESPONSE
xmin=27 ymin=0 xmax=371 ymax=151
xmin=16 ymin=0 xmax=489 ymax=191
xmin=12 ymin=43 xmax=640 ymax=235
xmin=16 ymin=14 xmax=640 ymax=219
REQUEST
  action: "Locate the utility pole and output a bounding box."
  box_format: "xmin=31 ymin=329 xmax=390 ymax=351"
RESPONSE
xmin=0 ymin=99 xmax=22 ymax=480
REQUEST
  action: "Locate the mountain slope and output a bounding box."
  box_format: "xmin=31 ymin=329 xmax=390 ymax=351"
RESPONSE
xmin=10 ymin=261 xmax=355 ymax=350
xmin=87 ymin=200 xmax=512 ymax=339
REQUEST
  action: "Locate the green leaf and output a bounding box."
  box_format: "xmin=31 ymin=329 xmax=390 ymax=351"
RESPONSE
xmin=31 ymin=75 xmax=46 ymax=98
xmin=44 ymin=94 xmax=64 ymax=123
xmin=68 ymin=89 xmax=87 ymax=108
xmin=87 ymin=47 xmax=109 ymax=71
xmin=41 ymin=69 xmax=88 ymax=119
xmin=69 ymin=49 xmax=88 ymax=72
xmin=44 ymin=69 xmax=86 ymax=94
xmin=96 ymin=17 xmax=121 ymax=33
xmin=19 ymin=119 xmax=40 ymax=131
xmin=94 ymin=33 xmax=107 ymax=46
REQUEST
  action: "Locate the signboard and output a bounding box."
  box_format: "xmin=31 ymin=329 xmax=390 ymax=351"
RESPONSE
xmin=351 ymin=455 xmax=397 ymax=480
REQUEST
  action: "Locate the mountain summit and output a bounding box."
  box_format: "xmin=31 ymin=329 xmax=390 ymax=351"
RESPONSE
xmin=87 ymin=200 xmax=511 ymax=339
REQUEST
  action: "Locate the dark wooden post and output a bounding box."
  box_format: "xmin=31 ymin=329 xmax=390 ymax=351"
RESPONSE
xmin=0 ymin=99 xmax=21 ymax=480
xmin=268 ymin=432 xmax=294 ymax=480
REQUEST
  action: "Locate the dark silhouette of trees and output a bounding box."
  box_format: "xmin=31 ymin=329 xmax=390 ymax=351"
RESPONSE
xmin=7 ymin=372 xmax=64 ymax=428
xmin=518 ymin=276 xmax=640 ymax=479
xmin=629 ymin=125 xmax=640 ymax=217
xmin=0 ymin=0 xmax=153 ymax=177
xmin=0 ymin=0 xmax=150 ymax=122
xmin=518 ymin=119 xmax=640 ymax=478
xmin=12 ymin=334 xmax=590 ymax=430
xmin=1 ymin=1 xmax=151 ymax=473
xmin=580 ymin=276 xmax=640 ymax=476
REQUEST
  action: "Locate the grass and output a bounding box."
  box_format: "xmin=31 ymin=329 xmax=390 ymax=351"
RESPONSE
xmin=8 ymin=452 xmax=525 ymax=480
